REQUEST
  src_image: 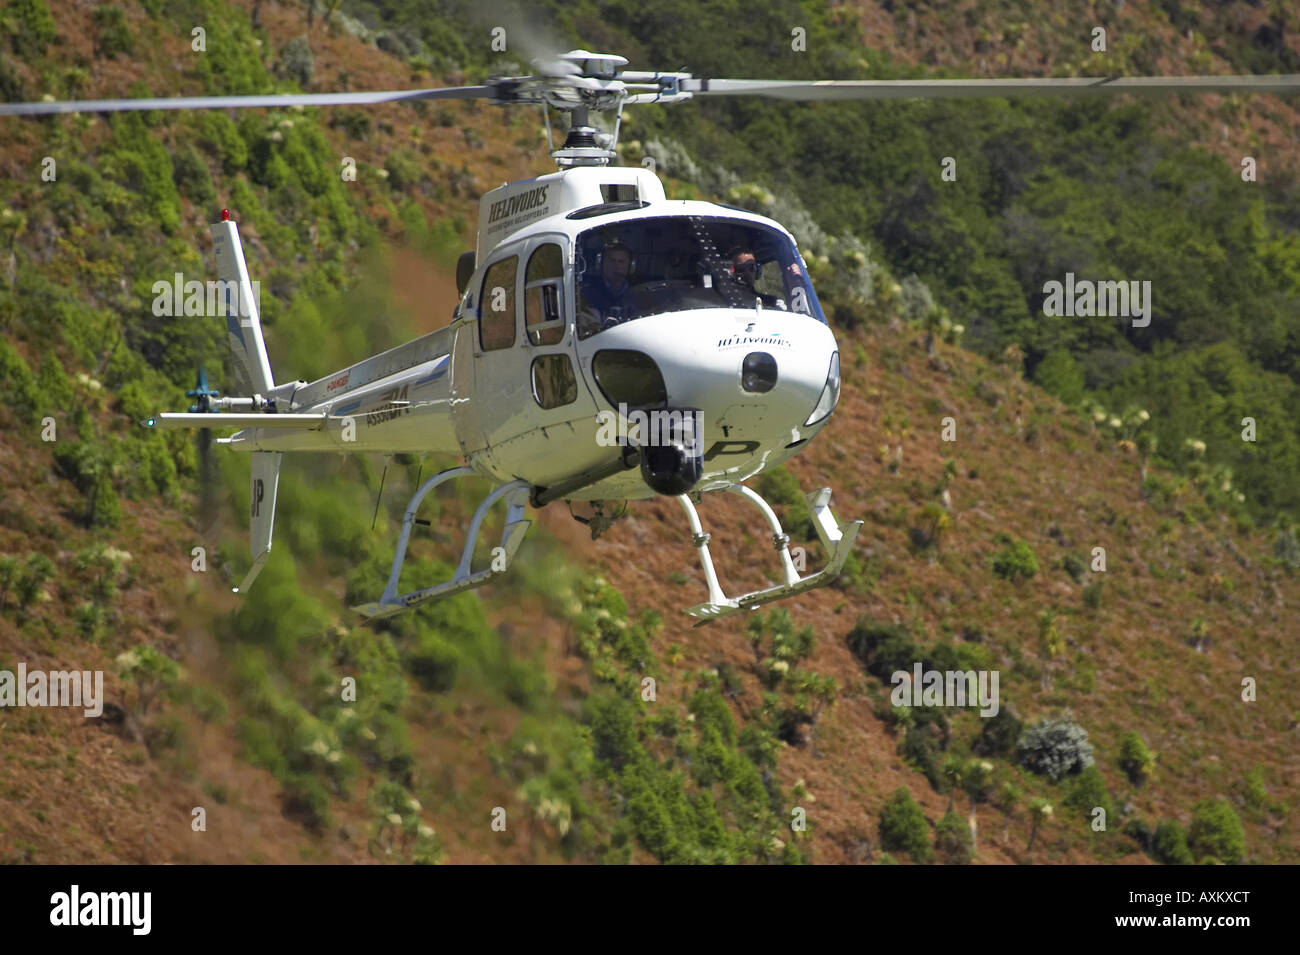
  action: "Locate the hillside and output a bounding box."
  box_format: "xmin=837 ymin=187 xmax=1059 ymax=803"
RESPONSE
xmin=0 ymin=0 xmax=1297 ymax=866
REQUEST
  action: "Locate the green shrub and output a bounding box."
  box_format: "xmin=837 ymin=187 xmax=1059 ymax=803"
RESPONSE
xmin=385 ymin=149 xmax=425 ymax=192
xmin=1063 ymin=765 xmax=1113 ymax=822
xmin=1118 ymin=731 xmax=1156 ymax=786
xmin=281 ymin=774 xmax=331 ymax=832
xmin=172 ymin=146 xmax=216 ymax=207
xmin=404 ymin=632 xmax=460 ymax=692
xmin=0 ymin=555 xmax=19 ymax=609
xmin=846 ymin=617 xmax=918 ymax=681
xmin=1123 ymin=817 xmax=1153 ymax=853
xmin=991 ymin=534 xmax=1038 ymax=582
xmin=1239 ymin=766 xmax=1285 ymax=820
xmin=756 ymin=466 xmax=816 ymax=540
xmin=1060 ymin=551 xmax=1087 ymax=584
xmin=900 ymin=724 xmax=944 ymax=792
xmin=7 ymin=0 xmax=57 ymax=57
xmin=1187 ymin=798 xmax=1245 ymax=864
xmin=1033 ymin=348 xmax=1085 ymax=405
xmin=1152 ymin=820 xmax=1194 ymax=865
xmin=1275 ymin=525 xmax=1300 ymax=570
xmin=91 ymin=5 xmax=133 ymax=57
xmin=1017 ymin=714 xmax=1094 ymax=781
xmin=878 ymin=787 xmax=931 ymax=863
xmin=1082 ymin=581 xmax=1103 ymax=609
xmin=973 ymin=705 xmax=1022 ymax=759
xmin=584 ymin=693 xmax=640 ymax=771
xmin=0 ymin=339 xmax=41 ymax=423
xmin=15 ymin=552 xmax=55 ymax=608
xmin=934 ymin=810 xmax=973 ymax=864
xmin=277 ymin=36 xmax=314 ymax=87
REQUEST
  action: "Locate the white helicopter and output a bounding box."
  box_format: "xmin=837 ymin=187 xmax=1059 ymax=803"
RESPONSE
xmin=5 ymin=52 xmax=1296 ymax=620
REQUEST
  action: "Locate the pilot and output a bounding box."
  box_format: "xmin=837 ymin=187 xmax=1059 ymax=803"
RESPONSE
xmin=730 ymin=248 xmax=808 ymax=312
xmin=578 ymin=241 xmax=635 ymax=334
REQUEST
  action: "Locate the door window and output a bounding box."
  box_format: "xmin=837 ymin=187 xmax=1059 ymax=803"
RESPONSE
xmin=480 ymin=255 xmax=518 ymax=351
xmin=524 ymin=243 xmax=565 ymax=346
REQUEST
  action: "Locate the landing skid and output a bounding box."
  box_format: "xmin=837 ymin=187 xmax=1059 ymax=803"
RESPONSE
xmin=352 ymin=466 xmax=531 ymax=620
xmin=680 ymin=484 xmax=862 ymax=622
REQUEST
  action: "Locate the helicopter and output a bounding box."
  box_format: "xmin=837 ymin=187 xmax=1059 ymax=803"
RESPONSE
xmin=4 ymin=51 xmax=1297 ymax=621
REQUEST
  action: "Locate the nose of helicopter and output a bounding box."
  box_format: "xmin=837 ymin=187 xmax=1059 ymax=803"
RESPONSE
xmin=580 ymin=310 xmax=838 ymax=434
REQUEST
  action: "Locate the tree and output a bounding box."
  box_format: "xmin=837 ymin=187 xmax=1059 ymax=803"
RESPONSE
xmin=962 ymin=759 xmax=994 ymax=846
xmin=1026 ymin=798 xmax=1052 ymax=853
xmin=935 ymin=810 xmax=973 ymax=864
xmin=1018 ymin=714 xmax=1094 ymax=781
xmin=995 ymin=781 xmax=1021 ymax=844
xmin=878 ymin=787 xmax=932 ymax=864
xmin=1188 ymin=798 xmax=1246 ymax=864
xmin=1037 ymin=610 xmax=1064 ymax=691
xmin=1152 ymin=820 xmax=1194 ymax=865
xmin=1118 ymin=731 xmax=1157 ymax=786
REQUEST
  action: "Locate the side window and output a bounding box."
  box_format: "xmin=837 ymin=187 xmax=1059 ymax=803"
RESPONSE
xmin=524 ymin=243 xmax=565 ymax=346
xmin=531 ymin=355 xmax=577 ymax=409
xmin=479 ymin=255 xmax=517 ymax=351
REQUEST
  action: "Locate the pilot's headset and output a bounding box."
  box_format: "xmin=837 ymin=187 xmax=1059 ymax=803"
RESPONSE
xmin=595 ymin=240 xmax=636 ymax=278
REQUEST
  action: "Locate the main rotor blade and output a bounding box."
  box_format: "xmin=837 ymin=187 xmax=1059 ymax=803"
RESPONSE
xmin=686 ymin=74 xmax=1300 ymax=101
xmin=0 ymin=85 xmax=495 ymax=117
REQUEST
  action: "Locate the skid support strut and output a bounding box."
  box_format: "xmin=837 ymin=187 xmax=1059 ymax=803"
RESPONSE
xmin=679 ymin=484 xmax=862 ymax=621
xmin=352 ymin=467 xmax=531 ymax=619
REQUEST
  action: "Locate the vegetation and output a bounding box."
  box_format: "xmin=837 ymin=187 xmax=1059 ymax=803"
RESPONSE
xmin=0 ymin=0 xmax=1294 ymax=867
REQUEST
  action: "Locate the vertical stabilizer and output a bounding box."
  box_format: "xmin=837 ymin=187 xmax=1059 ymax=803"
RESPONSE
xmin=211 ymin=215 xmax=275 ymax=396
xmin=234 ymin=451 xmax=282 ymax=594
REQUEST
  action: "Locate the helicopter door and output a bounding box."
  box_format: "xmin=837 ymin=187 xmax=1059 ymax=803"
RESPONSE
xmin=520 ymin=237 xmax=600 ymax=430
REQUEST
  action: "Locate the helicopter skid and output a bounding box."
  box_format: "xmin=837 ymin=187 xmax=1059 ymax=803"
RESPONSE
xmin=352 ymin=468 xmax=532 ymax=619
xmin=681 ymin=484 xmax=862 ymax=623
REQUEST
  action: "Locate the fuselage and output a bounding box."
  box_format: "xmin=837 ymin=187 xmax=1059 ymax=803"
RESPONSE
xmin=223 ymin=170 xmax=843 ymax=503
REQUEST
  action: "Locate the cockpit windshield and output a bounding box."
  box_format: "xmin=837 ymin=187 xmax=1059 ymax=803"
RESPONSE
xmin=575 ymin=215 xmax=826 ymax=339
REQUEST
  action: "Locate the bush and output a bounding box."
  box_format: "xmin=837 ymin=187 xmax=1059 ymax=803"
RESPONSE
xmin=878 ymin=787 xmax=931 ymax=863
xmin=1017 ymin=714 xmax=1094 ymax=781
xmin=91 ymin=5 xmax=133 ymax=57
xmin=403 ymin=632 xmax=460 ymax=692
xmin=8 ymin=0 xmax=57 ymax=57
xmin=1187 ymin=798 xmax=1245 ymax=864
xmin=278 ymin=36 xmax=314 ymax=87
xmin=1152 ymin=820 xmax=1194 ymax=865
xmin=1275 ymin=525 xmax=1300 ymax=570
xmin=846 ymin=618 xmax=918 ymax=682
xmin=385 ymin=149 xmax=425 ymax=192
xmin=1063 ymin=765 xmax=1113 ymax=822
xmin=934 ymin=810 xmax=973 ymax=864
xmin=973 ymin=705 xmax=1022 ymax=759
xmin=1118 ymin=731 xmax=1156 ymax=786
xmin=15 ymin=552 xmax=55 ymax=607
xmin=991 ymin=534 xmax=1038 ymax=582
xmin=0 ymin=339 xmax=41 ymax=423
xmin=1060 ymin=551 xmax=1087 ymax=584
xmin=900 ymin=725 xmax=945 ymax=792
xmin=1082 ymin=581 xmax=1103 ymax=609
xmin=172 ymin=146 xmax=216 ymax=207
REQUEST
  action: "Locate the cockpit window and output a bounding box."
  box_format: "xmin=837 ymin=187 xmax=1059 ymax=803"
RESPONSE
xmin=575 ymin=216 xmax=826 ymax=339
